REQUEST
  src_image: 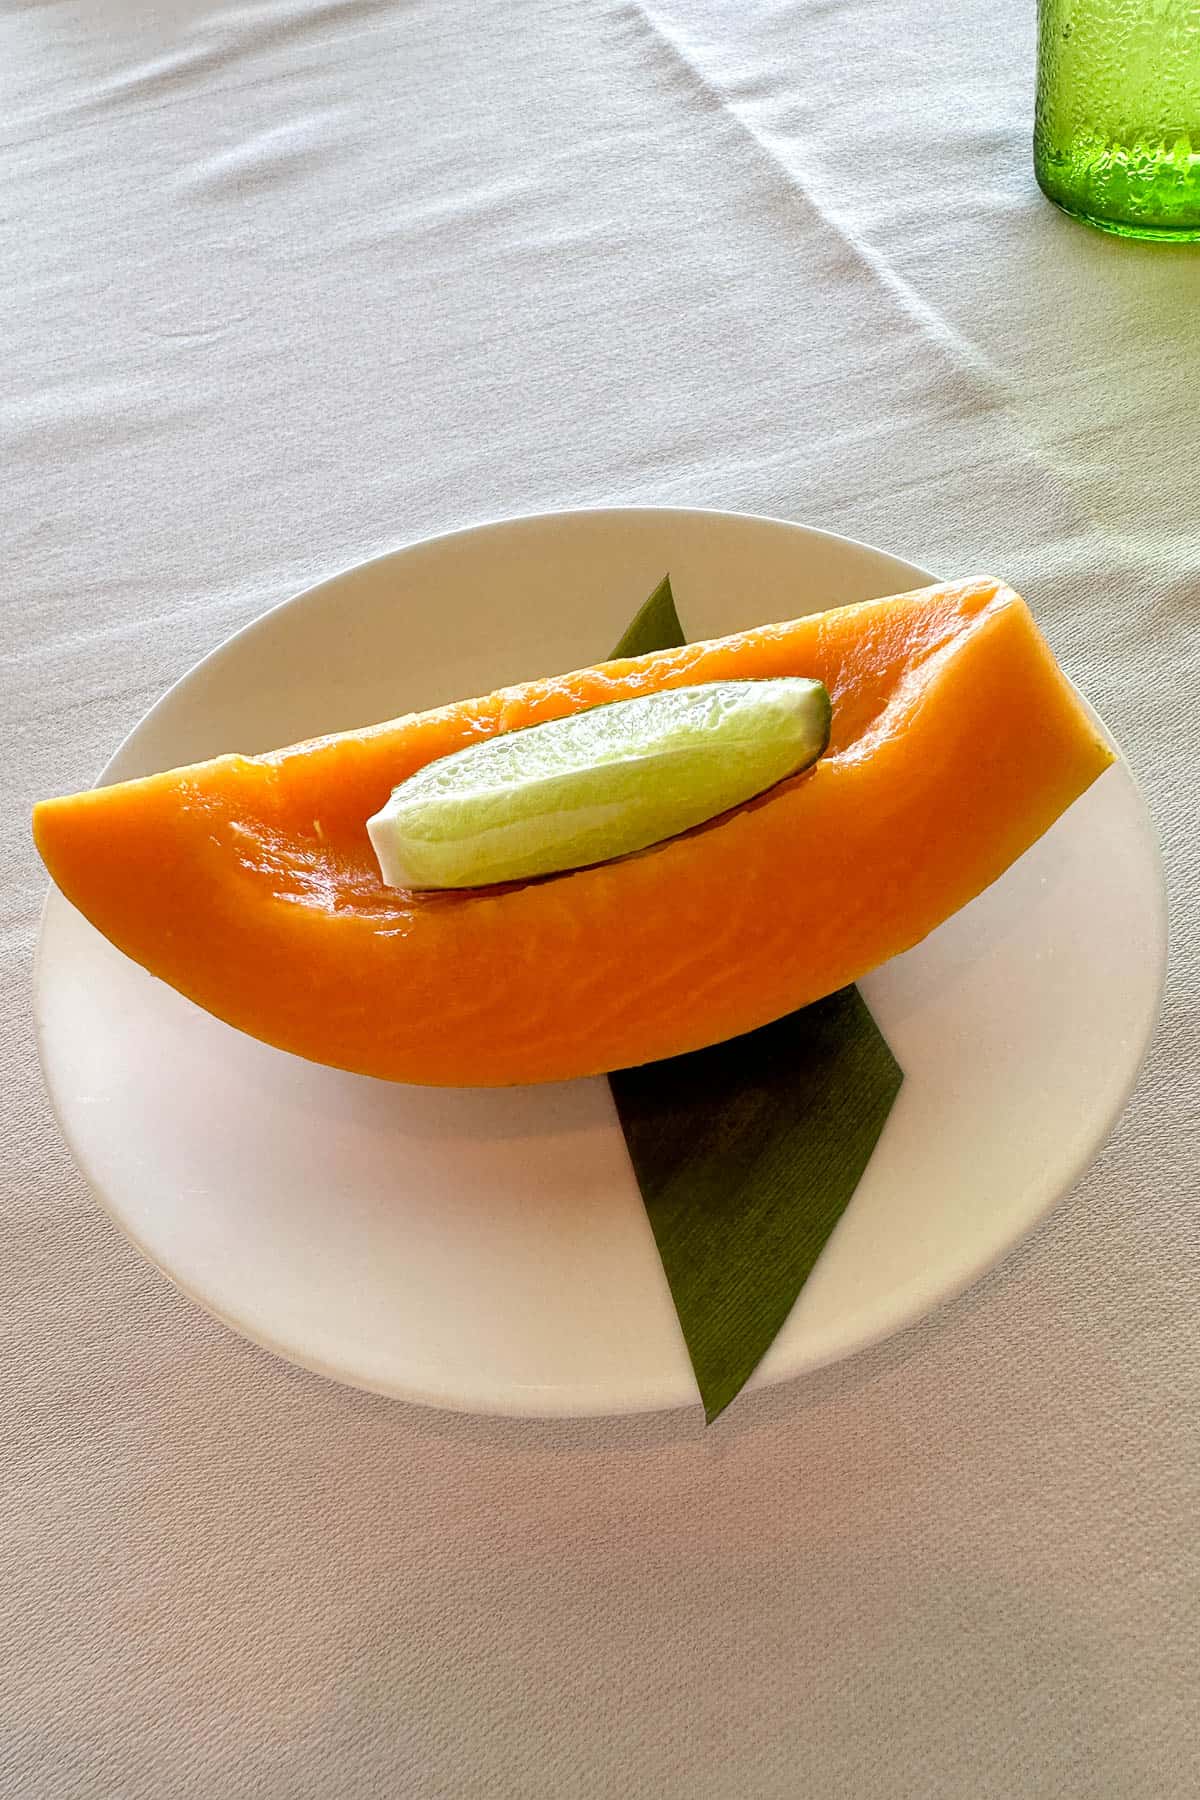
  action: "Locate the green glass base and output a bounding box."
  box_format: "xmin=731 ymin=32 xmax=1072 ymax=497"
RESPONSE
xmin=1041 ymin=188 xmax=1200 ymax=243
xmin=1035 ymin=149 xmax=1200 ymax=244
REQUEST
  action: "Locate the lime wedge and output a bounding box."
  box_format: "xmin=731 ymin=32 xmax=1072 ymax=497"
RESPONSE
xmin=367 ymin=678 xmax=831 ymax=890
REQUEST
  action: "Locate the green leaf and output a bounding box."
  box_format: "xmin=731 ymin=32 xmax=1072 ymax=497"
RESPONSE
xmin=608 ymin=573 xmax=686 ymax=660
xmin=610 ymin=991 xmax=902 ymax=1422
xmin=606 ymin=578 xmax=903 ymax=1422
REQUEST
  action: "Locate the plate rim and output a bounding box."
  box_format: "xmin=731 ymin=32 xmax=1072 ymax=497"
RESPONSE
xmin=94 ymin=504 xmax=935 ymax=786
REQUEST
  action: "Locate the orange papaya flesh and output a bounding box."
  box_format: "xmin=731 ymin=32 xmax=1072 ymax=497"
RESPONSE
xmin=33 ymin=581 xmax=1114 ymax=1086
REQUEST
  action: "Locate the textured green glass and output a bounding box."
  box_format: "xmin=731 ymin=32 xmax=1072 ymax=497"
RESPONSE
xmin=1035 ymin=0 xmax=1200 ymax=240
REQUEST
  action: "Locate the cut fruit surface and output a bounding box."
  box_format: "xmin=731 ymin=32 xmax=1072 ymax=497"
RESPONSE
xmin=367 ymin=677 xmax=831 ymax=890
xmin=33 ymin=580 xmax=1115 ymax=1086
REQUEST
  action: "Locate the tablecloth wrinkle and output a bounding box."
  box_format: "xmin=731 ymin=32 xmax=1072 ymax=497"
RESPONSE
xmin=634 ymin=0 xmax=1023 ymax=403
xmin=2 ymin=0 xmax=1197 ymax=1795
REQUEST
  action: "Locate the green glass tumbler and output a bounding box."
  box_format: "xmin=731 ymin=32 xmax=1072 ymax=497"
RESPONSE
xmin=1035 ymin=0 xmax=1200 ymax=240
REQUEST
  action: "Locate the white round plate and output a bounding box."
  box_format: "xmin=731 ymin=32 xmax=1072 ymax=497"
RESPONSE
xmin=35 ymin=509 xmax=1166 ymax=1416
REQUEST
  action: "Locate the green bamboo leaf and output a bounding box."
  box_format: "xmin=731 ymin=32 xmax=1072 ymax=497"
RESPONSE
xmin=606 ymin=578 xmax=903 ymax=1421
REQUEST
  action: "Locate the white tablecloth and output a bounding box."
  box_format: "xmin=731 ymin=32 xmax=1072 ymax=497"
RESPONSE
xmin=4 ymin=2 xmax=1198 ymax=1794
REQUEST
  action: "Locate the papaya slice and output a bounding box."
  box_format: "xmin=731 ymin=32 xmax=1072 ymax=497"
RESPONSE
xmin=33 ymin=581 xmax=1114 ymax=1087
